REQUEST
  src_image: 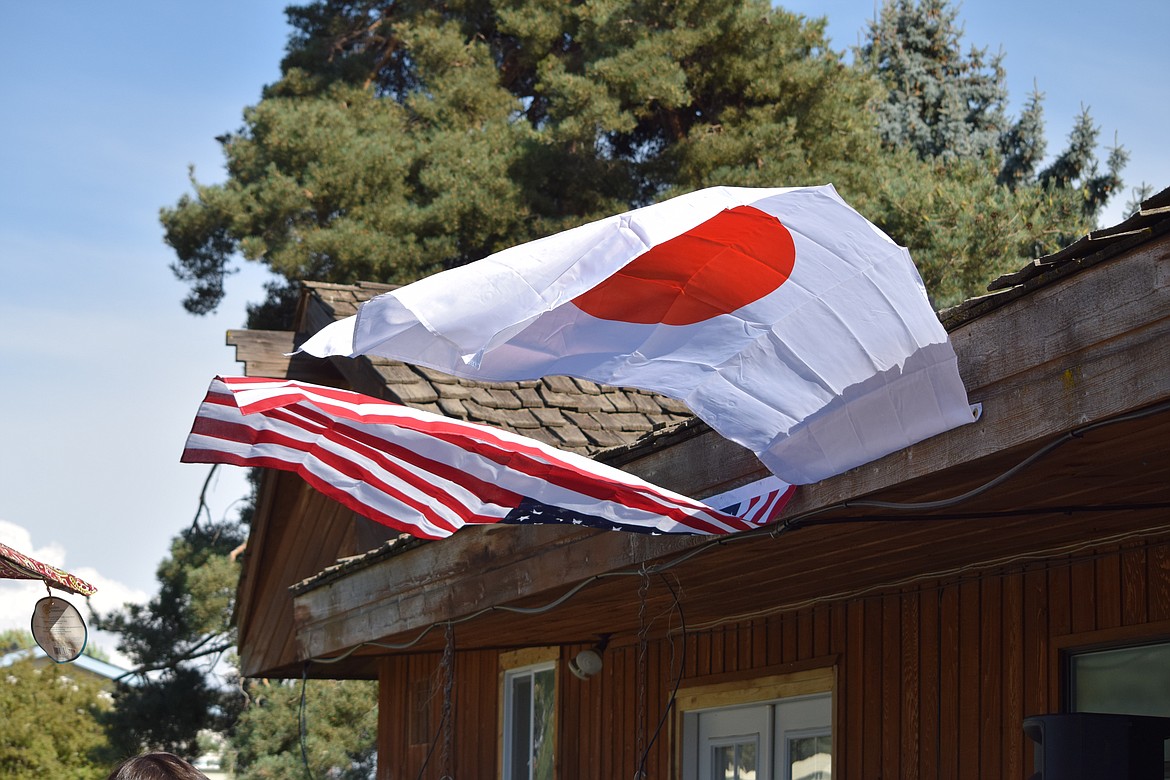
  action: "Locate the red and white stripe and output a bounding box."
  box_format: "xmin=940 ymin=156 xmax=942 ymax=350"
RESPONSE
xmin=702 ymin=475 xmax=796 ymax=526
xmin=182 ymin=377 xmax=764 ymax=538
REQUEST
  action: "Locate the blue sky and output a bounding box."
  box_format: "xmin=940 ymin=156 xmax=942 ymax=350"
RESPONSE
xmin=0 ymin=1 xmax=289 ymax=650
xmin=0 ymin=1 xmax=1166 ymax=656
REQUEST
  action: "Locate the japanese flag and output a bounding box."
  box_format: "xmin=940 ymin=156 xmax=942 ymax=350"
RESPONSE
xmin=302 ymin=185 xmax=975 ymax=484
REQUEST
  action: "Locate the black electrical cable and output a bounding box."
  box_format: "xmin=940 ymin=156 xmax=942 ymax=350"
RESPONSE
xmin=634 ymin=573 xmax=687 ymax=778
xmin=414 ymin=694 xmax=449 ymax=780
xmin=299 ymin=663 xmax=316 ymax=780
xmin=779 ymin=398 xmax=1170 ymax=525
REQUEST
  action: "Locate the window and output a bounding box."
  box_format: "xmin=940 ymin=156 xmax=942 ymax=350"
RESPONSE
xmin=1067 ymin=639 xmax=1170 ymax=778
xmin=1068 ymin=640 xmax=1170 ymax=717
xmin=779 ymin=695 xmax=833 ymax=780
xmin=502 ymin=661 xmax=555 ymax=780
xmin=700 ymin=703 xmax=768 ymax=780
xmin=678 ymin=667 xmax=834 ymax=780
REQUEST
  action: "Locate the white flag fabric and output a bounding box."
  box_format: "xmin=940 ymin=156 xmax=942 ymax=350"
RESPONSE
xmin=182 ymin=377 xmax=784 ymax=538
xmin=302 ymin=185 xmax=975 ymax=484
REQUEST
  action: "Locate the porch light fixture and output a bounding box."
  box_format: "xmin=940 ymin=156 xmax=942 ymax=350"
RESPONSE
xmin=569 ymin=635 xmax=610 ymax=680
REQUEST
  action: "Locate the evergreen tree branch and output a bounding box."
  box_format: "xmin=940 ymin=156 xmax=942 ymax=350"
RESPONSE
xmin=118 ymin=638 xmax=235 ymax=680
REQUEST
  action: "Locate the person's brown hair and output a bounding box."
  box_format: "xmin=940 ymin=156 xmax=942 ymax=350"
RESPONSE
xmin=105 ymin=752 xmax=210 ymax=780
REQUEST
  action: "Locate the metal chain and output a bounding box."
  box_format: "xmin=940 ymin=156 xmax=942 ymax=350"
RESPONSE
xmin=440 ymin=622 xmax=455 ymax=780
xmin=634 ymin=567 xmax=651 ymax=779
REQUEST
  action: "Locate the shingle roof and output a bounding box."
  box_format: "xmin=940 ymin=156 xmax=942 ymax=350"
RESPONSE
xmin=939 ymin=186 xmax=1170 ymax=330
xmin=299 ymin=282 xmax=695 ymax=456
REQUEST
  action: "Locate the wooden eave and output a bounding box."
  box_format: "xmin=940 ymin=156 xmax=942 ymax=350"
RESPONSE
xmin=287 ymin=224 xmax=1170 ymax=676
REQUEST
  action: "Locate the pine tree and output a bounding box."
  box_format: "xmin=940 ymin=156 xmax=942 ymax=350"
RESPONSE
xmin=162 ymin=0 xmax=881 ymax=321
xmin=230 ymin=678 xmax=378 ymax=780
xmin=855 ymin=0 xmax=1126 ymax=304
xmin=997 ymin=87 xmax=1046 ymax=188
xmin=860 ymin=0 xmax=1009 ymax=161
xmin=1036 ymin=107 xmax=1127 ymax=224
xmin=93 ymin=519 xmax=247 ymax=758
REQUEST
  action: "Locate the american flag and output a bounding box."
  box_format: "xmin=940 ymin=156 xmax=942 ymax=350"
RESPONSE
xmin=182 ymin=377 xmax=789 ymax=538
xmin=703 ymin=476 xmax=796 ymax=526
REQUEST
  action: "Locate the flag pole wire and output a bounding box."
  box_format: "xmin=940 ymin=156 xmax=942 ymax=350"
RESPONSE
xmin=302 ymin=399 xmax=1170 ymax=663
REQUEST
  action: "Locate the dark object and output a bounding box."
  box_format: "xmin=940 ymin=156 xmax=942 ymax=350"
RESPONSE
xmin=1023 ymin=713 xmax=1170 ymax=780
xmin=106 ymin=752 xmax=209 ymax=780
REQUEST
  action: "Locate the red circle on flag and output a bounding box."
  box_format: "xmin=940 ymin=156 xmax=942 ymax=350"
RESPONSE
xmin=571 ymin=205 xmax=796 ymax=325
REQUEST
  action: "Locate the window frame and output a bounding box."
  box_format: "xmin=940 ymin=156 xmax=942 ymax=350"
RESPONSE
xmin=675 ymin=663 xmax=836 ymax=780
xmin=1064 ymin=637 xmax=1170 ymax=717
xmin=1051 ymin=621 xmax=1170 ymax=713
xmin=499 ymin=648 xmax=559 ymax=780
xmin=1052 ymin=623 xmax=1170 ymax=779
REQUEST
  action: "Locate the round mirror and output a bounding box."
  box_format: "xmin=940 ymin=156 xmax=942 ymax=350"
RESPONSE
xmin=30 ymin=596 xmax=87 ymax=663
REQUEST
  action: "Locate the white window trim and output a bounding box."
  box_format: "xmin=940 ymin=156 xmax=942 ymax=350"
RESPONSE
xmin=676 ymin=666 xmax=835 ymax=780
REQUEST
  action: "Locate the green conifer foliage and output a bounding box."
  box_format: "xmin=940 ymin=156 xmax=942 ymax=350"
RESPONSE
xmin=1036 ymin=107 xmax=1127 ymax=223
xmin=856 ymin=0 xmax=1126 ymax=305
xmin=93 ymin=520 xmax=247 ymax=758
xmin=165 ymin=0 xmax=1126 ymax=316
xmin=997 ymin=88 xmax=1046 ymax=188
xmin=860 ymin=0 xmax=1008 ymax=161
xmin=162 ymin=0 xmax=880 ymax=320
xmin=230 ymin=678 xmax=378 ymax=780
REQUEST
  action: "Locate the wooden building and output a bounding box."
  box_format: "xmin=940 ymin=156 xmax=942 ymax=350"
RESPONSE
xmin=228 ymin=187 xmax=1170 ymax=779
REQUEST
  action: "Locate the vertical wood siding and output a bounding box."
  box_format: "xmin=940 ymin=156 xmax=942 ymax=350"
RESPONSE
xmin=377 ymin=534 xmax=1170 ymax=779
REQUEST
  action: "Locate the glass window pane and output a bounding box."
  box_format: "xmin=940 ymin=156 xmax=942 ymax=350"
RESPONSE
xmin=711 ymin=740 xmax=758 ymax=780
xmin=713 ymin=745 xmax=735 ymax=779
xmin=1070 ymin=642 xmax=1170 ymax=717
xmin=789 ymin=734 xmax=832 ymax=780
xmin=1070 ymin=642 xmax=1170 ymax=780
xmin=508 ymin=675 xmax=533 ymax=780
xmin=739 ymin=741 xmax=757 ymax=777
xmin=532 ymin=668 xmax=556 ymax=780
xmin=504 ymin=665 xmax=555 ymax=780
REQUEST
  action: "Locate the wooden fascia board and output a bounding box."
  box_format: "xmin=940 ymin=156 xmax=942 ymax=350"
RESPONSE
xmin=291 ymin=235 xmax=1170 ymax=658
xmin=225 ymin=328 xmax=344 ymax=385
xmin=293 ymin=523 xmax=701 ymax=661
xmin=226 ymin=329 xmax=295 ymax=378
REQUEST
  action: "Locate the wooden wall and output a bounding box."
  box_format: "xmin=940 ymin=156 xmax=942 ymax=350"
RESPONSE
xmin=237 ymin=471 xmax=368 ymax=678
xmin=374 ymin=530 xmax=1170 ymax=779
